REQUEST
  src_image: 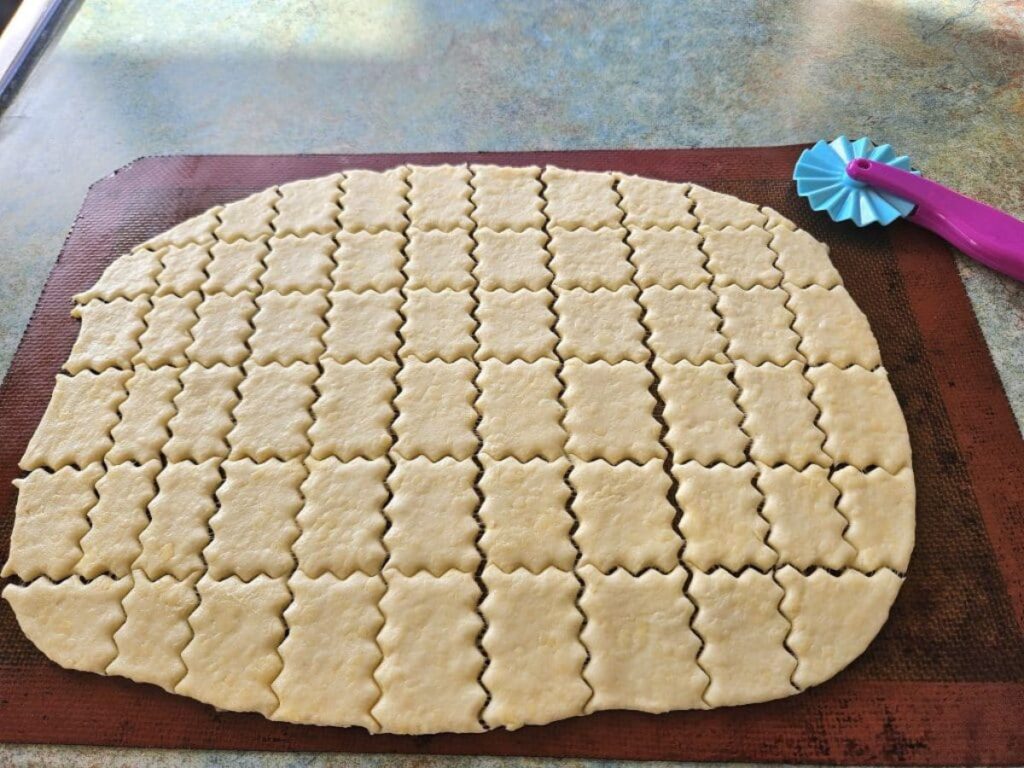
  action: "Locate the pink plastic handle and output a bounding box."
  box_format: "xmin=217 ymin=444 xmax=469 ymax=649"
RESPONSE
xmin=846 ymin=158 xmax=1024 ymax=282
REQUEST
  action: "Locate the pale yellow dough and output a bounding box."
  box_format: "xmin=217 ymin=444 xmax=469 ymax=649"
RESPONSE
xmin=626 ymin=227 xmax=707 ymax=289
xmin=5 ymin=166 xmax=913 ymax=734
xmin=273 ymin=174 xmax=342 ymax=237
xmin=262 ymin=234 xmax=335 ymax=293
xmin=272 ymin=572 xmax=384 ymax=729
xmin=204 ymin=238 xmax=269 ymax=295
xmin=109 ymin=572 xmax=199 ymax=691
xmin=155 ymin=243 xmax=211 ymax=297
xmin=571 ymin=459 xmax=679 ymax=573
xmin=66 ymin=297 xmax=148 ymax=374
xmin=177 ymin=574 xmax=290 ymax=715
xmin=472 ymin=229 xmax=551 ymax=291
xmin=478 ymin=457 xmax=575 ymax=572
xmin=476 ymin=289 xmax=556 ymax=362
xmin=481 ymin=567 xmax=589 ymax=729
xmin=294 ymin=458 xmax=388 ymax=578
xmin=549 ymin=227 xmax=633 ymax=290
xmin=555 ymin=286 xmax=647 ymax=364
xmin=134 ymin=293 xmax=201 ymax=367
xmin=77 ymin=460 xmax=161 ymax=578
xmin=580 ymin=567 xmax=707 ymax=713
xmin=702 ymin=226 xmax=781 ymax=288
xmin=373 ymin=571 xmax=484 ymax=734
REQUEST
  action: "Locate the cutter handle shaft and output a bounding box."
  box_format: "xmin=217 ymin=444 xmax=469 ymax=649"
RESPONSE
xmin=847 ymin=159 xmax=1024 ymax=283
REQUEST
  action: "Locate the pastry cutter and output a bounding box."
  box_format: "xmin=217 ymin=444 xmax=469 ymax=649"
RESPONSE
xmin=793 ymin=135 xmax=1024 ymax=282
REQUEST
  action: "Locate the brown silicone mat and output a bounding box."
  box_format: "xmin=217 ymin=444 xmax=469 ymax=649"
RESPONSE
xmin=1 ymin=147 xmax=1022 ymax=764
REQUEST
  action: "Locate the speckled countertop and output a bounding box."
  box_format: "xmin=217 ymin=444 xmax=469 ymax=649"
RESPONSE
xmin=0 ymin=0 xmax=1022 ymax=765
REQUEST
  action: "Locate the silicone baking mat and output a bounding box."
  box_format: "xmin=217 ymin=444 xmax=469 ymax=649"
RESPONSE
xmin=1 ymin=148 xmax=1022 ymax=764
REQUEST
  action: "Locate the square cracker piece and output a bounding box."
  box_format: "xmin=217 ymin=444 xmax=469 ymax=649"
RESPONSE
xmin=108 ymin=572 xmax=199 ymax=692
xmin=640 ymin=285 xmax=726 ymax=364
xmin=135 ymin=293 xmax=201 ymax=368
xmin=2 ymin=464 xmax=104 ymax=580
xmin=399 ymin=289 xmax=476 ymax=362
xmin=382 ymin=457 xmax=480 ymax=576
xmin=249 ymin=291 xmax=329 ymax=366
xmin=702 ymin=226 xmax=781 ymax=288
xmin=689 ymin=184 xmax=767 ymax=230
xmin=66 ymin=297 xmax=148 ymax=374
xmin=215 ymin=188 xmax=278 ymax=242
xmin=477 ymin=289 xmax=556 ymax=363
xmin=177 ymin=575 xmax=290 ymax=716
xmin=734 ymin=361 xmax=828 ymax=469
xmin=562 ymin=360 xmax=663 ymax=464
xmin=229 ymin=362 xmax=317 ymax=461
xmin=470 ymin=165 xmax=545 ymax=231
xmin=716 ymin=285 xmax=801 ymax=365
xmin=205 ymin=459 xmax=305 ymax=580
xmin=808 ymin=365 xmax=911 ymax=473
xmin=482 ymin=567 xmax=590 ymax=730
xmin=323 ymin=289 xmax=402 ymax=363
xmin=136 ymin=459 xmax=222 ymax=580
xmin=473 ymin=229 xmax=551 ymax=292
xmin=204 ymin=239 xmax=269 ymax=295
xmin=272 ymin=174 xmax=342 ymax=237
xmin=294 ymin=457 xmax=388 ymax=578
xmin=581 ymin=567 xmax=707 ymax=713
xmin=758 ymin=464 xmax=855 ymax=570
xmin=164 ymin=364 xmax=242 ymax=463
xmin=479 ymin=457 xmax=575 ymax=572
xmin=541 ymin=167 xmax=622 ymax=230
xmin=690 ymin=569 xmax=796 ymax=706
xmin=261 ymin=234 xmax=335 ymax=293
xmin=627 ymin=227 xmax=707 ymax=289
xmin=156 ymin=243 xmax=211 ymax=296
xmin=185 ymin=292 xmax=256 ymax=367
xmin=834 ymin=466 xmax=915 ymax=571
xmin=405 ymin=229 xmax=475 ymax=291
xmin=339 ymin=167 xmax=410 ymax=234
xmin=407 ymin=164 xmax=473 ymax=231
xmin=673 ymin=462 xmax=776 ymax=572
xmin=309 ymin=360 xmax=397 ymax=461
xmin=272 ymin=572 xmax=384 ymax=729
xmin=477 ymin=359 xmax=566 ymax=461
xmin=615 ymin=174 xmax=697 ymax=230
xmin=393 ymin=359 xmax=477 ymax=461
xmin=570 ymin=459 xmax=679 ymax=573
xmin=549 ymin=227 xmax=633 ymax=291
xmin=555 ymin=287 xmax=647 ymax=364
xmin=332 ymin=231 xmax=406 ymax=292
xmin=654 ymin=359 xmax=747 ymax=466
xmin=771 ymin=225 xmax=841 ymax=288
xmin=76 ymin=460 xmax=161 ymax=578
xmin=373 ymin=571 xmax=485 ymax=734
xmin=20 ymin=369 xmax=130 ymax=470
xmin=108 ymin=365 xmax=181 ymax=464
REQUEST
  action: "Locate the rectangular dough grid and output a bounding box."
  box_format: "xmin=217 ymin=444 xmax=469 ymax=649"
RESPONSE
xmin=7 ymin=163 xmax=912 ymax=728
xmin=0 ymin=148 xmax=1022 ymax=763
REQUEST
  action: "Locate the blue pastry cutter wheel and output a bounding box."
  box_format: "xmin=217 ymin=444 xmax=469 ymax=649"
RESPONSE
xmin=793 ymin=136 xmax=1024 ymax=282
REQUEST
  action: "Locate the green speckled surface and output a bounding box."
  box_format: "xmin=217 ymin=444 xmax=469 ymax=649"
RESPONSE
xmin=0 ymin=0 xmax=1022 ymax=764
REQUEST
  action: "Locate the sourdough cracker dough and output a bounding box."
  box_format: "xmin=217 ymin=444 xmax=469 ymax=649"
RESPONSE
xmin=2 ymin=166 xmax=914 ymax=734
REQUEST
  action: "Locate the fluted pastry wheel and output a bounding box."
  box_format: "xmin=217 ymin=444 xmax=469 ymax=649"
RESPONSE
xmin=2 ymin=166 xmax=914 ymax=733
